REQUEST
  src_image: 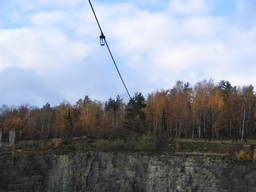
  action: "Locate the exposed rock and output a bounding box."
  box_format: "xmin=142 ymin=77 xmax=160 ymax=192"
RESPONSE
xmin=0 ymin=152 xmax=256 ymax=192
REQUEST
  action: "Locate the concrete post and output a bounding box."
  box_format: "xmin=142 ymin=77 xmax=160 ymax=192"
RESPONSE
xmin=9 ymin=128 xmax=15 ymax=145
xmin=0 ymin=128 xmax=2 ymax=147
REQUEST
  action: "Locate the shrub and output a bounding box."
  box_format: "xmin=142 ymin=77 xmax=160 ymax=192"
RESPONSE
xmin=93 ymin=139 xmax=125 ymax=151
xmin=176 ymin=143 xmax=181 ymax=151
xmin=253 ymin=152 xmax=256 ymax=161
xmin=236 ymin=150 xmax=249 ymax=160
xmin=135 ymin=135 xmax=155 ymax=151
xmin=50 ymin=139 xmax=62 ymax=147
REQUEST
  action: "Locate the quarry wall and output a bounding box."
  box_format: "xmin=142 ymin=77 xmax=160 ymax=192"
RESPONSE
xmin=0 ymin=152 xmax=256 ymax=192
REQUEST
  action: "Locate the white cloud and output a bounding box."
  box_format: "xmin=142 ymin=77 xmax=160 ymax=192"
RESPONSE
xmin=16 ymin=0 xmax=85 ymax=11
xmin=29 ymin=11 xmax=69 ymax=27
xmin=169 ymin=0 xmax=214 ymax=16
xmin=0 ymin=0 xmax=256 ymax=105
xmin=0 ymin=28 xmax=89 ymax=74
xmin=96 ymin=1 xmax=256 ymax=89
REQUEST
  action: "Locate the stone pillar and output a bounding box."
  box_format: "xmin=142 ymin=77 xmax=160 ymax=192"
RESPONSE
xmin=0 ymin=128 xmax=2 ymax=147
xmin=9 ymin=128 xmax=15 ymax=145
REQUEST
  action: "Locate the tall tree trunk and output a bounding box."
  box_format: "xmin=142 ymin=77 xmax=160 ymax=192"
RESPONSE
xmin=229 ymin=119 xmax=232 ymax=138
xmin=241 ymin=107 xmax=246 ymax=141
xmin=175 ymin=120 xmax=178 ymax=137
xmin=203 ymin=116 xmax=206 ymax=138
xmin=198 ymin=126 xmax=201 ymax=138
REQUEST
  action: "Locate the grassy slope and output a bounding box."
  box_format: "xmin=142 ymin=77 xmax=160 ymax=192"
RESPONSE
xmin=0 ymin=137 xmax=255 ymax=160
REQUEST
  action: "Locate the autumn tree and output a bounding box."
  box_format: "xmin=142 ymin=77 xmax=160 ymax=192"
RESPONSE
xmin=168 ymin=81 xmax=192 ymax=138
xmin=104 ymin=96 xmax=125 ymax=136
xmin=240 ymin=85 xmax=255 ymax=142
xmin=208 ymin=88 xmax=224 ymax=139
xmin=76 ymin=96 xmax=103 ymax=136
xmin=144 ymin=91 xmax=169 ymax=135
xmin=52 ymin=102 xmax=71 ymax=138
xmin=0 ymin=79 xmax=255 ymax=142
xmin=2 ymin=105 xmax=30 ymax=140
xmin=192 ymin=80 xmax=215 ymax=139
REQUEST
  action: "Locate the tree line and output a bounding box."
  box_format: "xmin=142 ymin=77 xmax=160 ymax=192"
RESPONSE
xmin=1 ymin=80 xmax=256 ymax=142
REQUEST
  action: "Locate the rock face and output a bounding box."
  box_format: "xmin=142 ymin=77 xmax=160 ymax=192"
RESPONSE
xmin=0 ymin=152 xmax=256 ymax=192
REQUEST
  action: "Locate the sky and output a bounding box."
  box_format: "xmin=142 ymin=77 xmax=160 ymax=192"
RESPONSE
xmin=0 ymin=0 xmax=255 ymax=106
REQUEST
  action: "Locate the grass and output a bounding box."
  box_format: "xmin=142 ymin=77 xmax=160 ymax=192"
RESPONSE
xmin=0 ymin=135 xmax=156 ymax=154
xmin=92 ymin=135 xmax=155 ymax=152
xmin=175 ymin=138 xmax=256 ymax=160
xmin=176 ymin=138 xmax=256 ymax=145
xmin=0 ymin=136 xmax=255 ymax=160
xmin=175 ymin=152 xmax=229 ymax=157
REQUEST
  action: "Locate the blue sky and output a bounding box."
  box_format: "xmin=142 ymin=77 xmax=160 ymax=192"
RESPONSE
xmin=0 ymin=0 xmax=255 ymax=106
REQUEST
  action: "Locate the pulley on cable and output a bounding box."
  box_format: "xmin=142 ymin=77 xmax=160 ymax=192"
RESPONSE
xmin=99 ymin=32 xmax=106 ymax=46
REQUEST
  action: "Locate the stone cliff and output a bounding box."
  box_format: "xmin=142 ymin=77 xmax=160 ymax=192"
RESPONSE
xmin=0 ymin=152 xmax=256 ymax=192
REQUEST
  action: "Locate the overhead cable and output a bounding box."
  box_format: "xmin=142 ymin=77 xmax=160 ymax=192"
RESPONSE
xmin=88 ymin=0 xmax=132 ymax=100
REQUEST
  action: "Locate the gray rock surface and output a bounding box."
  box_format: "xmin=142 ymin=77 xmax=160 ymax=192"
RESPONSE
xmin=0 ymin=152 xmax=256 ymax=192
